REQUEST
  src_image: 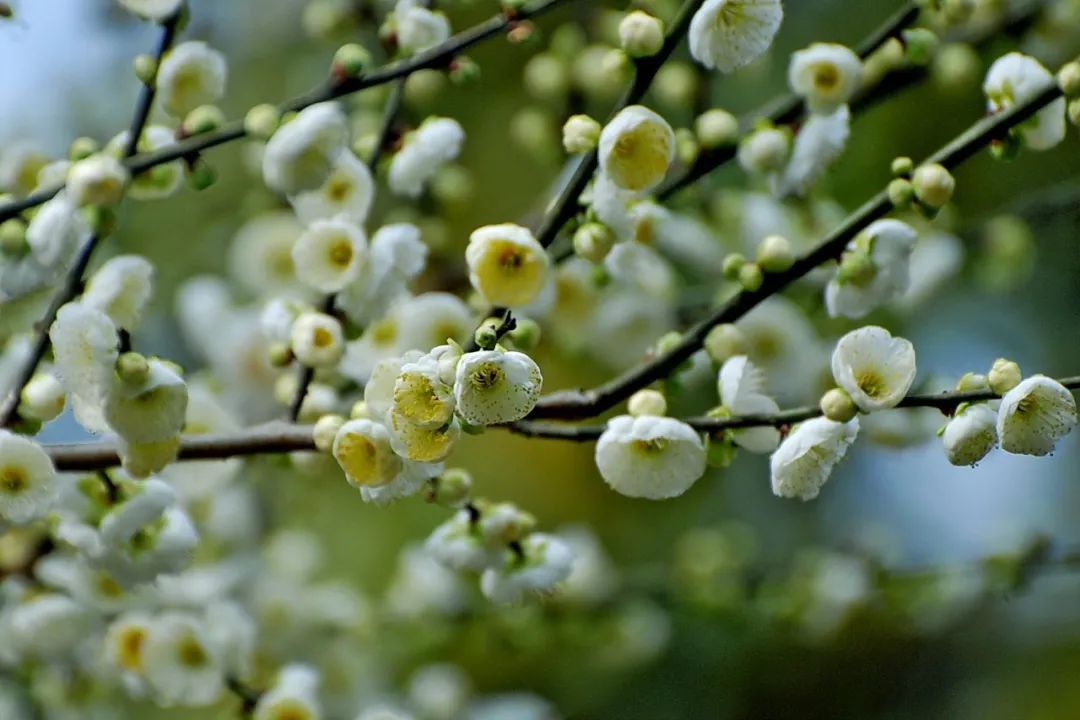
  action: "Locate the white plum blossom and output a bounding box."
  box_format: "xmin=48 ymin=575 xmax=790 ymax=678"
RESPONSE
xmin=289 ymin=149 xmax=374 ymax=226
xmin=788 ymin=43 xmax=863 ymax=115
xmin=831 ymin=326 xmax=917 ymax=411
xmin=393 ymin=293 xmax=473 ymax=353
xmin=388 ymin=117 xmax=465 ymax=198
xmin=770 ymin=417 xmax=859 ymax=500
xmin=825 ymin=219 xmax=918 ymax=319
xmin=996 ymin=375 xmax=1077 ymax=456
xmin=140 ymin=613 xmax=225 ymax=707
xmin=774 ymin=105 xmax=850 ymax=197
xmin=82 ymin=255 xmax=154 ymax=331
xmin=943 ymin=403 xmax=998 ymax=466
xmin=597 ymin=105 xmax=675 ymax=193
xmin=393 ymin=356 xmax=455 ymax=428
xmin=253 ymin=664 xmax=322 ymax=720
xmin=49 ymin=302 xmax=119 ymax=433
xmin=453 ymin=350 xmax=543 ymax=426
xmin=466 ymin=224 xmax=550 ymax=308
xmin=116 ymin=0 xmax=182 ymax=21
xmin=480 ymin=533 xmax=575 ymax=604
xmin=106 ymin=126 xmax=185 ymax=200
xmin=0 ymin=431 xmax=58 ymax=525
xmin=291 ymin=219 xmax=367 ymax=293
xmin=105 ymin=359 xmax=189 ymax=446
xmin=984 ymin=52 xmax=1066 ymax=151
xmin=332 ymin=419 xmax=403 ymax=488
xmin=228 ymin=211 xmax=304 ymax=297
xmin=594 ymin=415 xmax=706 ymax=499
xmin=394 ymin=0 xmax=451 ymax=55
xmin=387 ymin=409 xmax=460 ymax=463
xmin=290 ymin=312 xmax=345 ymax=368
xmin=25 ymin=192 xmax=86 ymax=268
xmin=158 ymin=41 xmax=228 ymax=118
xmin=425 ymin=510 xmax=500 ymax=572
xmin=66 ymin=154 xmax=129 ymax=207
xmin=688 ymin=0 xmax=783 ymax=73
xmin=718 ymin=355 xmax=781 ymax=453
xmin=263 ymin=103 xmax=350 ymax=195
xmin=336 ymin=223 xmax=427 ymax=327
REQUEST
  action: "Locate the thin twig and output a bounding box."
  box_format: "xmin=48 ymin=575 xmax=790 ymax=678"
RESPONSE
xmin=528 ymin=81 xmax=1065 ymax=420
xmin=533 ymin=0 xmax=706 ymax=249
xmin=0 ymin=0 xmax=571 ymax=224
xmin=510 ymin=377 xmax=1080 ymax=441
xmin=0 ymin=13 xmax=183 ymax=427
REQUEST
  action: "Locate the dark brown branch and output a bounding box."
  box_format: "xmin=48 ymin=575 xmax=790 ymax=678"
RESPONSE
xmin=528 ymin=81 xmax=1065 ymax=420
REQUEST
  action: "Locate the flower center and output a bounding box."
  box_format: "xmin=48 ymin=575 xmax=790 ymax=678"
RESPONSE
xmin=811 ymin=62 xmax=840 ymax=93
xmin=177 ymin=635 xmax=208 ymax=668
xmin=328 ymin=239 xmax=353 ymax=268
xmin=633 ymin=438 xmax=668 ymax=454
xmin=856 ymin=370 xmax=886 ymax=398
xmin=117 ymin=627 xmax=146 ymax=672
xmin=370 ymin=319 xmax=398 ymax=345
xmin=497 ymin=246 xmax=524 ymax=272
xmin=1015 ymin=394 xmax=1036 ymax=415
xmin=326 ymin=174 xmax=353 ymax=202
xmin=312 ymin=327 xmax=334 ymax=348
xmin=470 ymin=363 xmax=502 ymax=389
xmin=0 ymin=466 xmax=27 ymax=494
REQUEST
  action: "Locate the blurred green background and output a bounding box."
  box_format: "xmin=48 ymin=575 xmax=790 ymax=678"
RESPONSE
xmin=3 ymin=0 xmax=1080 ymax=717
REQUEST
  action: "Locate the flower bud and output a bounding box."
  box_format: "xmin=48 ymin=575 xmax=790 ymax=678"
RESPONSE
xmin=19 ymin=373 xmax=65 ymax=423
xmin=737 ymin=127 xmax=789 ymax=175
xmin=523 ymin=53 xmax=567 ymax=102
xmin=572 ymin=222 xmax=615 ymax=262
xmin=0 ymin=219 xmax=27 ymax=256
xmin=507 ymin=317 xmax=541 ymax=351
xmin=887 ymin=177 xmax=914 ymax=208
xmin=820 ymin=387 xmax=858 ymax=423
xmin=332 ymin=43 xmax=372 ymax=78
xmin=244 ymin=103 xmax=281 ymax=140
xmin=955 ymin=372 xmax=989 ymax=392
xmin=694 ymin=108 xmax=738 ymax=149
xmin=654 ymin=62 xmax=699 ymax=108
xmin=473 ymin=324 xmax=499 ymax=352
xmin=448 ymin=56 xmax=481 ymax=85
xmin=932 ymin=43 xmax=980 ymax=91
xmin=721 ymin=252 xmax=746 ymax=280
xmin=182 ymin=104 xmax=226 ymax=136
xmin=912 ymin=163 xmax=955 ymax=209
xmin=902 ymin=28 xmax=939 ymax=66
xmin=68 ymin=137 xmax=99 ymax=162
xmin=267 ymin=342 xmax=293 ymax=368
xmin=628 ymin=389 xmax=667 ymax=417
xmin=618 ymin=11 xmax=665 ymax=58
xmin=313 ymin=413 xmax=346 ymax=452
xmin=562 ymin=114 xmax=601 ymax=154
xmin=988 ymin=358 xmax=1022 ymax=396
xmin=187 ymin=161 xmax=217 ymax=191
xmin=350 ymin=400 xmax=371 ymax=420
xmin=890 ymin=156 xmax=913 ymax=177
xmin=116 ymin=352 xmax=150 ymax=386
xmin=428 ymin=468 xmax=472 ymax=508
xmin=675 ymin=127 xmax=699 ymax=165
xmin=737 ymin=262 xmax=764 ymax=292
xmin=1070 ymin=99 xmax=1080 ymax=127
xmin=133 ymin=54 xmax=157 ymax=84
xmin=704 ymin=324 xmax=747 ymax=365
xmin=756 ymin=234 xmax=794 ymax=273
xmin=1058 ymin=61 xmax=1080 ymax=97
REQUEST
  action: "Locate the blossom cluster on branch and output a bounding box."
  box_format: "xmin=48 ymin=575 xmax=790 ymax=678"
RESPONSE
xmin=0 ymin=0 xmax=1079 ymax=716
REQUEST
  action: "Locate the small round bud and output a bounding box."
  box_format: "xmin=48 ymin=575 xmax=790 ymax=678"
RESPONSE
xmin=888 ymin=178 xmax=914 ymax=208
xmin=704 ymin=324 xmax=747 ymax=364
xmin=19 ymin=373 xmax=65 ymax=423
xmin=1069 ymin=98 xmax=1080 ymax=127
xmin=268 ymin=342 xmax=293 ymax=368
xmin=116 ymin=352 xmax=150 ymax=386
xmin=836 ymin=248 xmax=876 ymax=286
xmin=902 ymin=28 xmax=939 ymax=66
xmin=507 ymin=317 xmax=541 ymax=351
xmin=1058 ymin=62 xmax=1080 ymax=97
xmin=601 ymin=48 xmax=631 ymax=81
xmin=932 ymin=43 xmax=981 ymax=91
xmin=572 ymin=222 xmax=615 ymax=262
xmin=275 ymin=374 xmax=298 ymax=406
xmin=448 ymin=56 xmax=481 ymax=86
xmin=0 ymin=219 xmax=27 ymax=256
xmin=912 ymin=163 xmax=955 ymax=209
xmin=820 ymin=387 xmax=858 ymax=423
xmin=474 ymin=324 xmax=499 ymax=351
xmin=988 ymin=358 xmax=1022 ymax=396
xmin=244 ymin=103 xmax=281 ymax=141
xmin=133 ymin=54 xmax=157 ymax=84
xmin=313 ymin=413 xmax=346 ymax=453
xmin=655 ymin=330 xmax=682 ymax=355
xmin=350 ymin=400 xmax=371 ymax=420
xmin=188 ymin=162 xmax=218 ymax=191
xmin=756 ymin=234 xmax=794 ymax=273
xmin=694 ymin=109 xmax=739 ymax=149
xmin=737 ymin=262 xmax=764 ymax=292
xmin=675 ymin=127 xmax=699 ymax=165
xmin=653 ymin=62 xmax=698 ymax=108
xmin=628 ymin=389 xmax=667 ymax=417
xmin=955 ymin=372 xmax=989 ymax=392
xmin=506 ymin=19 xmax=537 ymax=45
xmin=722 ymin=252 xmax=746 ymax=281
xmin=68 ymin=137 xmax=99 ymax=162
xmin=890 ymin=156 xmax=914 ymax=177
xmin=618 ymin=10 xmax=665 ymax=58
xmin=332 ymin=43 xmax=372 ymax=78
xmin=941 ymin=0 xmax=976 ymax=23
xmin=429 ymin=468 xmax=473 ymax=509
xmin=562 ymin=114 xmax=601 ymax=154
xmin=182 ymin=104 xmax=226 ymax=136
xmin=737 ymin=127 xmax=789 ymax=175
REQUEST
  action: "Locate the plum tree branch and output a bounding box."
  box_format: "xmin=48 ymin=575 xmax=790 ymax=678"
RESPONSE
xmin=0 ymin=12 xmax=183 ymax=428
xmin=527 ymin=80 xmax=1065 ymax=420
xmin=509 ymin=377 xmax=1080 ymax=441
xmin=0 ymin=0 xmax=572 ymax=224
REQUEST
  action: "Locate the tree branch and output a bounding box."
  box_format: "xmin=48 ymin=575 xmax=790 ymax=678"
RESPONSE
xmin=510 ymin=377 xmax=1080 ymax=441
xmin=0 ymin=0 xmax=571 ymax=224
xmin=533 ymin=0 xmax=706 ymax=248
xmin=528 ymin=81 xmax=1065 ymax=420
xmin=0 ymin=12 xmax=184 ymax=427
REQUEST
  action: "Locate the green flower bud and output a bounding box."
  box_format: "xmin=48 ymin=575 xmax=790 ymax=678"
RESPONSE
xmin=332 ymin=43 xmax=373 ymax=78
xmin=902 ymin=28 xmax=939 ymax=66
xmin=350 ymin=400 xmax=371 ymax=420
xmin=890 ymin=156 xmax=914 ymax=177
xmin=508 ymin=317 xmax=541 ymax=351
xmin=449 ymin=56 xmax=481 ymax=86
xmin=182 ymin=104 xmax=226 ymax=136
xmin=988 ymin=358 xmax=1022 ymax=396
xmin=1057 ymin=61 xmax=1080 ymax=97
xmin=68 ymin=137 xmax=99 ymax=162
xmin=722 ymin=252 xmax=746 ymax=281
xmin=756 ymin=234 xmax=794 ymax=273
xmin=820 ymin=387 xmax=858 ymax=423
xmin=704 ymin=324 xmax=747 ymax=365
xmin=133 ymin=54 xmax=157 ymax=84
xmin=312 ymin=413 xmax=346 ymax=453
xmin=695 ymin=108 xmax=739 ymax=149
xmin=573 ymin=222 xmax=615 ymax=263
xmin=955 ymin=372 xmax=989 ymax=392
xmin=675 ymin=127 xmax=700 ymax=165
xmin=628 ymin=389 xmax=667 ymax=417
xmin=428 ymin=468 xmax=473 ymax=508
xmin=188 ymin=162 xmax=217 ymax=191
xmin=0 ymin=219 xmax=27 ymax=256
xmin=912 ymin=163 xmax=954 ymax=209
xmin=888 ymin=177 xmax=914 ymax=208
xmin=1069 ymin=98 xmax=1080 ymax=127
xmin=737 ymin=262 xmax=764 ymax=292
xmin=618 ymin=10 xmax=664 ymax=58
xmin=836 ymin=248 xmax=876 ymax=286
xmin=116 ymin=352 xmax=150 ymax=386
xmin=267 ymin=342 xmax=293 ymax=368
